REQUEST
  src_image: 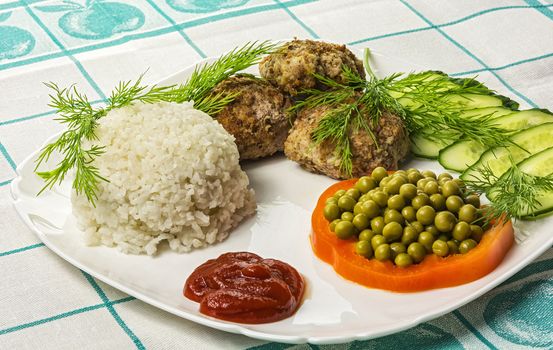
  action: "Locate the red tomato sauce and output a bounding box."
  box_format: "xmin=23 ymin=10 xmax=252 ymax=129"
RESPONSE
xmin=184 ymin=252 xmax=305 ymax=324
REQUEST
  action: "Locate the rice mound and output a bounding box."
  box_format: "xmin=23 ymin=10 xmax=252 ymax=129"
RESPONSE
xmin=71 ymin=101 xmax=256 ymax=255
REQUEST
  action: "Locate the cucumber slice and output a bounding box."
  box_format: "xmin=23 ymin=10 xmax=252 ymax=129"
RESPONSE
xmin=411 ymin=134 xmax=452 ymax=159
xmin=440 ymin=109 xmax=553 ymax=172
xmin=491 ymin=147 xmax=553 ymax=219
xmin=444 ymin=94 xmax=505 ymax=108
xmin=399 ymin=93 xmax=506 ymax=110
xmin=410 ymin=106 xmax=514 ymax=158
xmin=461 ymin=122 xmax=553 ymax=182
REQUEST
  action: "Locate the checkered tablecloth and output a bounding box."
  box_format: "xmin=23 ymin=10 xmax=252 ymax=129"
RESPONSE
xmin=1 ymin=0 xmax=552 ymax=349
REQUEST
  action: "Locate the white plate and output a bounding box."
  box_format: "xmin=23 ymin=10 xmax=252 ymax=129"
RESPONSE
xmin=11 ymin=49 xmax=553 ymax=344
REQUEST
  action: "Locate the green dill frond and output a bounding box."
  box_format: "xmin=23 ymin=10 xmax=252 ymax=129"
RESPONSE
xmin=464 ymin=157 xmax=553 ymax=222
xmin=36 ymin=41 xmax=277 ymax=204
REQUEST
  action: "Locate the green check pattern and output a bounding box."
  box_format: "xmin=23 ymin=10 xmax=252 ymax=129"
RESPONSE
xmin=0 ymin=1 xmax=552 ymax=349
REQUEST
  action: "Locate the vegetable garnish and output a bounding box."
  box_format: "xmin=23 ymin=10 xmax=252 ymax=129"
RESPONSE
xmin=464 ymin=158 xmax=553 ymax=222
xmin=311 ymin=178 xmax=514 ymax=292
xmin=34 ymin=41 xmax=278 ymax=204
xmin=291 ymin=49 xmax=517 ymax=176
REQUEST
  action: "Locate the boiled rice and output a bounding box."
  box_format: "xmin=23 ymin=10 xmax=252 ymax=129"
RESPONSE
xmin=71 ymin=101 xmax=256 ymax=255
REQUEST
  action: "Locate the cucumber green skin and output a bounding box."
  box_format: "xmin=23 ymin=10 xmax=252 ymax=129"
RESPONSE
xmin=461 ymin=122 xmax=553 ymax=183
xmin=410 ymin=106 xmax=515 ymax=159
xmin=491 ymin=146 xmax=553 ymax=219
xmin=439 ymin=109 xmax=553 ymax=172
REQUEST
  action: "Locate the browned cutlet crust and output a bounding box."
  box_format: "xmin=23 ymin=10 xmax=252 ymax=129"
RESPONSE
xmin=284 ymin=105 xmax=410 ymax=179
xmin=212 ymin=74 xmax=292 ymax=160
xmin=259 ymin=39 xmax=366 ymax=95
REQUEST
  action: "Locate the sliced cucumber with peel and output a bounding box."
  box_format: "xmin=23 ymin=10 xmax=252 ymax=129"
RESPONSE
xmin=490 ymin=147 xmax=553 ymax=219
xmin=399 ymin=93 xmax=507 ymax=110
xmin=439 ymin=109 xmax=553 ymax=171
xmin=410 ymin=106 xmax=516 ymax=159
xmin=461 ymin=122 xmax=553 ymax=183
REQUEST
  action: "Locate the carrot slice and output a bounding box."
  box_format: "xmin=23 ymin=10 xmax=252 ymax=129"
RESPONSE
xmin=311 ymin=178 xmax=515 ymax=292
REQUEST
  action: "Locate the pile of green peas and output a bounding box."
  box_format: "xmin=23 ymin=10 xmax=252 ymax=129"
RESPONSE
xmin=323 ymin=167 xmax=485 ymax=268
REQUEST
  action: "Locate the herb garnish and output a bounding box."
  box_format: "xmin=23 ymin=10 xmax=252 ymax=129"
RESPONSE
xmin=35 ymin=41 xmax=278 ymax=204
xmin=463 ymin=158 xmax=553 ymax=223
xmin=292 ymin=49 xmax=515 ymax=176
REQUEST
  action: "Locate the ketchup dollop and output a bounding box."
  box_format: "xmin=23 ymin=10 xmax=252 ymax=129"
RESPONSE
xmin=184 ymin=252 xmax=305 ymax=324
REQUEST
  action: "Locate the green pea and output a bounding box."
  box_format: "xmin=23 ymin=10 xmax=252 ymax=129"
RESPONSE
xmin=333 ymin=189 xmax=346 ymax=199
xmin=417 ymin=178 xmax=431 ymax=190
xmin=371 ymin=167 xmax=388 ymax=182
xmin=355 ymin=240 xmax=373 ymax=258
xmin=408 ymin=171 xmax=424 ymax=185
xmin=323 ymin=203 xmax=340 ymax=221
xmin=338 ymin=195 xmax=356 ymax=211
xmin=385 ymin=209 xmax=404 ymax=225
xmin=358 ymin=194 xmax=369 ymax=203
xmin=401 ymin=206 xmax=416 ymax=222
xmin=371 ymin=234 xmax=387 ymax=250
xmin=390 ymin=242 xmax=407 ymax=258
xmin=434 ymin=211 xmax=457 ymax=232
xmin=470 ymin=224 xmax=484 ymax=242
xmin=326 ymin=197 xmax=338 ymax=206
xmin=446 ymin=240 xmax=459 ymax=254
xmin=388 ymin=194 xmax=406 ymax=210
xmin=422 ymin=170 xmax=437 ymax=179
xmin=402 ymin=225 xmax=419 ymax=245
xmin=374 ymin=244 xmax=391 ymax=261
xmin=437 ymin=234 xmax=449 ymax=242
xmin=394 ymin=170 xmax=408 ymax=176
xmin=386 ymin=176 xmax=407 ymax=195
xmin=458 ymin=204 xmax=478 ymax=223
xmin=424 ymin=181 xmax=439 ymax=195
xmin=452 ymin=221 xmax=471 ymax=241
xmin=412 ymin=194 xmax=430 ymax=210
xmin=330 ymin=219 xmax=340 ymax=232
xmin=464 ymin=194 xmax=481 ymax=208
xmin=438 ymin=172 xmax=453 ymax=181
xmin=379 ymin=177 xmax=391 ymax=189
xmin=335 ymin=221 xmax=356 ymax=239
xmin=394 ymin=253 xmax=413 ymax=267
xmin=353 ymin=213 xmax=370 ymax=231
xmin=399 ymin=183 xmax=417 ymax=200
xmin=445 ymin=195 xmax=464 ymax=213
xmin=371 ymin=216 xmax=385 ymax=234
xmin=372 ymin=191 xmax=389 ymax=207
xmin=341 ymin=211 xmax=354 ymax=222
xmin=416 ymin=205 xmax=436 ymax=225
xmin=353 ymin=202 xmax=364 ymax=216
xmin=441 ymin=180 xmax=460 ymax=197
xmin=346 ymin=188 xmax=361 ymax=201
xmin=355 ymin=176 xmax=377 ymax=193
xmin=452 ymin=178 xmax=466 ymax=190
xmin=432 ymin=240 xmax=449 ymax=257
xmin=459 ymin=239 xmax=478 ymax=254
xmin=425 ymin=225 xmax=440 ymax=236
xmin=359 ymin=229 xmax=375 ymax=242
xmin=447 ymin=240 xmax=459 ymax=254
xmin=358 ymin=200 xmax=380 ymax=219
xmin=410 ymin=221 xmax=424 ymax=233
xmin=418 ymin=231 xmax=435 ymax=252
xmin=429 ymin=193 xmax=446 ymax=211
xmin=383 ymin=222 xmax=403 ymax=242
xmin=407 ymin=242 xmax=427 ymax=263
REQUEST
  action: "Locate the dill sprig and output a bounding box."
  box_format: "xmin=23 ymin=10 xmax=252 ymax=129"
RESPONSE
xmin=292 ymin=48 xmax=514 ymax=176
xmin=35 ymin=41 xmax=277 ymax=204
xmin=463 ymin=158 xmax=553 ymax=223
